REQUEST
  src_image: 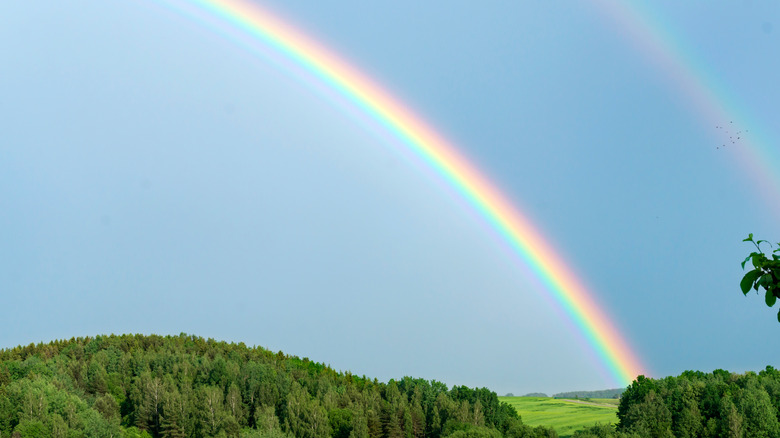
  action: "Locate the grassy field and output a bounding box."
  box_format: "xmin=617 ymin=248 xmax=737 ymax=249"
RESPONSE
xmin=498 ymin=397 xmax=619 ymax=437
xmin=585 ymin=398 xmax=620 ymax=406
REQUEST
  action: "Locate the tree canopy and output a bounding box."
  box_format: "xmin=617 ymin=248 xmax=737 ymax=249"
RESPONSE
xmin=574 ymin=368 xmax=780 ymax=438
xmin=0 ymin=333 xmax=556 ymax=438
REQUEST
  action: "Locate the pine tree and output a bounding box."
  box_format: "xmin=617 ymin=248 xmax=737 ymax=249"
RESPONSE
xmin=349 ymin=409 xmax=369 ymax=438
xmin=161 ymin=390 xmax=186 ymax=438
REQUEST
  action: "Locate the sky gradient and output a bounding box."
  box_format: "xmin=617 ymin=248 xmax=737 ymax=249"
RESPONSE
xmin=2 ymin=0 xmax=779 ymax=395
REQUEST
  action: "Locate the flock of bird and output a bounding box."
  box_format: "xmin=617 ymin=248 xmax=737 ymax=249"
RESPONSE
xmin=715 ymin=121 xmax=747 ymax=149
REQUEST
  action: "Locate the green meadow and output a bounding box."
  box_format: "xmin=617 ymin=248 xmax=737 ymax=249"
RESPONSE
xmin=498 ymin=396 xmax=618 ymax=437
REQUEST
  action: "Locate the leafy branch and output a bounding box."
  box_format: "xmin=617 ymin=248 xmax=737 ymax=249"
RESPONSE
xmin=741 ymin=234 xmax=780 ymax=322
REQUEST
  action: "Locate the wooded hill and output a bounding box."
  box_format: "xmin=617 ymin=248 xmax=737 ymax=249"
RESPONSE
xmin=0 ymin=333 xmax=557 ymax=438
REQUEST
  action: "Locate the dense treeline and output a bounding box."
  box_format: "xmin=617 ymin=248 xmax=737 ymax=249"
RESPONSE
xmin=551 ymin=389 xmax=623 ymax=400
xmin=0 ymin=333 xmax=557 ymax=438
xmin=573 ymin=368 xmax=780 ymax=437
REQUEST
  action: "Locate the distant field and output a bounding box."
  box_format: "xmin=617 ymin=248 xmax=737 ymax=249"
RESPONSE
xmin=498 ymin=397 xmax=618 ymax=437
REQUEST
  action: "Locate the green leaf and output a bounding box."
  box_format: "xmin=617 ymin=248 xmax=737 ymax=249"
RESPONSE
xmin=759 ymin=274 xmax=774 ymax=289
xmin=766 ymin=289 xmax=777 ymax=307
xmin=776 ymin=308 xmax=780 ymax=323
xmin=742 ymin=255 xmax=753 ymax=269
xmin=741 ymin=270 xmax=762 ymax=295
xmin=744 ymin=233 xmax=754 ymax=242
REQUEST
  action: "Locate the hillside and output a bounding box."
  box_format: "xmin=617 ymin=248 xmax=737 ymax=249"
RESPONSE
xmin=0 ymin=333 xmax=556 ymax=438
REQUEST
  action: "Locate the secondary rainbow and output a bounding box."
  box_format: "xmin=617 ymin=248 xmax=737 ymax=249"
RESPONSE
xmin=155 ymin=0 xmax=646 ymax=386
xmin=594 ymin=1 xmax=780 ymax=214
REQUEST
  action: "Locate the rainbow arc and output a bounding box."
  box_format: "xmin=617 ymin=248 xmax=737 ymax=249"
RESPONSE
xmin=156 ymin=0 xmax=647 ymax=386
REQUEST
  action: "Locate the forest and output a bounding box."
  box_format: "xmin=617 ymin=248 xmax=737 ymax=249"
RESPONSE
xmin=574 ymin=367 xmax=780 ymax=437
xmin=4 ymin=333 xmax=780 ymax=437
xmin=0 ymin=334 xmax=557 ymax=438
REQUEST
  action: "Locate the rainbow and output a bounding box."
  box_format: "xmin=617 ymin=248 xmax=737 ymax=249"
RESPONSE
xmin=154 ymin=0 xmax=646 ymax=386
xmin=594 ymin=1 xmax=780 ymax=213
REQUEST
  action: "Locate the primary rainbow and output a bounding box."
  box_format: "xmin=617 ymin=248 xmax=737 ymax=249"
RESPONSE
xmin=155 ymin=0 xmax=646 ymax=386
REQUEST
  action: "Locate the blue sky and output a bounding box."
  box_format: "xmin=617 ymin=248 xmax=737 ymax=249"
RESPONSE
xmin=2 ymin=0 xmax=779 ymax=395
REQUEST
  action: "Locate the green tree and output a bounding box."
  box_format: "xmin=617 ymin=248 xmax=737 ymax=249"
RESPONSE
xmin=409 ymin=401 xmax=426 ymax=438
xmin=20 ymin=384 xmax=47 ymax=423
xmin=13 ymin=419 xmax=48 ymax=438
xmin=349 ymin=409 xmax=369 ymax=438
xmin=381 ymin=403 xmax=403 ymax=438
xmin=254 ymin=404 xmax=281 ymax=432
xmin=222 ymin=414 xmax=241 ymax=438
xmin=734 ymin=380 xmax=779 ymax=438
xmin=623 ymin=390 xmax=673 ymax=438
xmin=161 ymin=389 xmax=187 ymax=438
xmin=133 ymin=372 xmax=164 ymax=435
xmin=81 ymin=409 xmax=122 ymax=438
xmin=530 ymin=425 xmax=559 ymax=438
xmin=86 ymin=360 xmax=108 ymax=395
xmin=226 ymin=383 xmax=246 ymax=426
xmin=93 ymin=393 xmax=119 ymax=421
xmin=199 ymin=385 xmax=226 ymax=436
xmin=669 ymin=383 xmax=702 ymax=438
xmin=329 ymin=408 xmax=353 ymax=438
xmin=740 ymin=234 xmax=780 ymax=321
xmin=50 ymin=414 xmax=68 ymax=438
xmin=717 ymin=395 xmax=743 ymax=438
xmin=284 ymin=382 xmax=330 ymax=438
xmin=366 ymin=408 xmax=382 ymax=438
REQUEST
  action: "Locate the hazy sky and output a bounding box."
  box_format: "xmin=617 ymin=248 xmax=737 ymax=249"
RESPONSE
xmin=2 ymin=1 xmax=780 ymax=395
